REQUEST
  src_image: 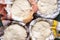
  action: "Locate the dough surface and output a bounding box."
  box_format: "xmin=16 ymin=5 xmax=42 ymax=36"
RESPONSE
xmin=3 ymin=24 xmax=27 ymax=40
xmin=37 ymin=0 xmax=58 ymax=15
xmin=31 ymin=21 xmax=51 ymax=40
xmin=11 ymin=0 xmax=33 ymax=23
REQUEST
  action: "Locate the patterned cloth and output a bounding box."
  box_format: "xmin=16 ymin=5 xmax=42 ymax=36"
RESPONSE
xmin=54 ymin=0 xmax=60 ymax=22
xmin=58 ymin=0 xmax=60 ymax=11
xmin=0 ymin=0 xmax=13 ymax=4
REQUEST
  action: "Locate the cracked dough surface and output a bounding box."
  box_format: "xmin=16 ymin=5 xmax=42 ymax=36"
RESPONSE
xmin=31 ymin=21 xmax=51 ymax=40
xmin=37 ymin=0 xmax=57 ymax=15
xmin=3 ymin=24 xmax=27 ymax=40
xmin=11 ymin=0 xmax=33 ymax=23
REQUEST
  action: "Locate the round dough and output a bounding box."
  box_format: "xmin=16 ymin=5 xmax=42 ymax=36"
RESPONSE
xmin=11 ymin=0 xmax=33 ymax=23
xmin=3 ymin=24 xmax=27 ymax=40
xmin=30 ymin=21 xmax=51 ymax=40
xmin=37 ymin=0 xmax=58 ymax=16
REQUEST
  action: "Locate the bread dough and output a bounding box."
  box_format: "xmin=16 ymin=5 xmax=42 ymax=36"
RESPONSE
xmin=11 ymin=0 xmax=33 ymax=23
xmin=3 ymin=24 xmax=27 ymax=40
xmin=30 ymin=21 xmax=51 ymax=40
xmin=37 ymin=0 xmax=58 ymax=16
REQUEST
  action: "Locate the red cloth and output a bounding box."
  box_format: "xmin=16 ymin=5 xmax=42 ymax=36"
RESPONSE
xmin=0 ymin=4 xmax=7 ymax=20
xmin=29 ymin=0 xmax=38 ymax=13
